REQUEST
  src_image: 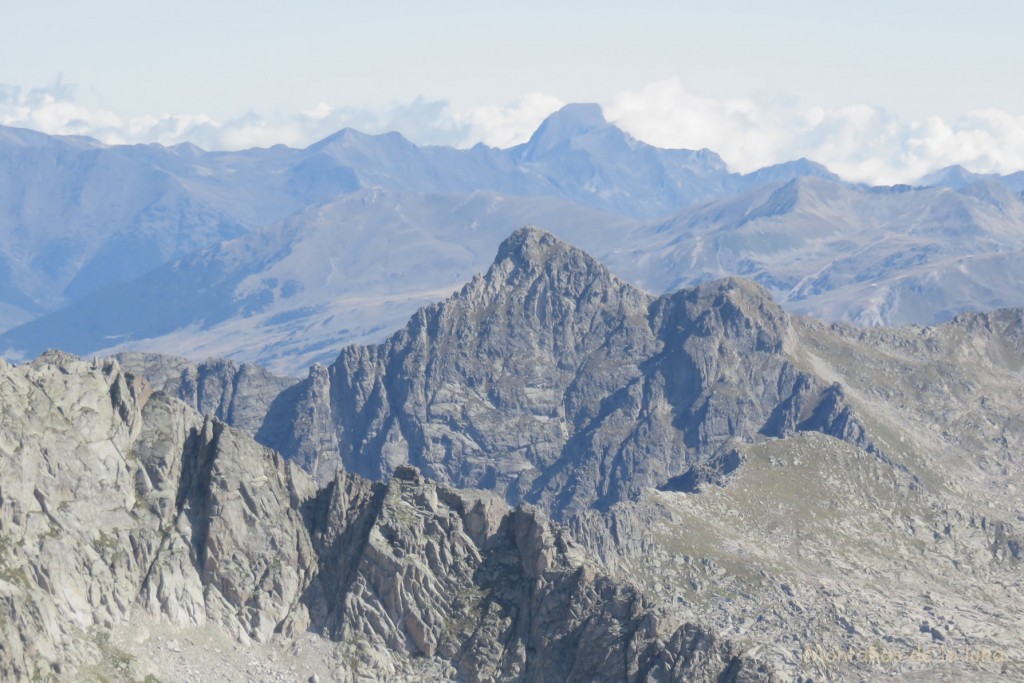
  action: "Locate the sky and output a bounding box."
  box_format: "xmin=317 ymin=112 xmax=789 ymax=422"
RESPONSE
xmin=3 ymin=0 xmax=1024 ymax=183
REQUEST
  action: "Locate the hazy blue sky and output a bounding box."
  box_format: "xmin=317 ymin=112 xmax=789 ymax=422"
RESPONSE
xmin=3 ymin=1 xmax=1024 ymax=182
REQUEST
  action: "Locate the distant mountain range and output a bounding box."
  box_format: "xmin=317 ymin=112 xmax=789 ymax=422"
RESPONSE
xmin=0 ymin=191 xmax=635 ymax=372
xmin=2 ymin=104 xmax=1024 ymax=372
xmin=617 ymin=175 xmax=1024 ymax=326
xmin=0 ymin=104 xmax=818 ymax=315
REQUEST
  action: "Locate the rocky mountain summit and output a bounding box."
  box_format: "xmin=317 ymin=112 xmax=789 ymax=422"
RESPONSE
xmin=255 ymin=228 xmax=882 ymax=520
xmin=0 ymin=352 xmax=769 ymax=681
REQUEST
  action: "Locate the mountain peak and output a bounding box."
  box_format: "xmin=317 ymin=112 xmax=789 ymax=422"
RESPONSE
xmin=307 ymin=126 xmax=416 ymax=154
xmin=495 ymin=224 xmax=559 ymax=258
xmin=492 ymin=225 xmax=600 ymax=274
xmin=543 ymin=103 xmax=607 ymax=130
xmin=743 ymin=157 xmax=839 ymax=184
xmin=519 ymin=103 xmax=608 ymax=156
xmin=919 ymin=164 xmax=986 ymax=189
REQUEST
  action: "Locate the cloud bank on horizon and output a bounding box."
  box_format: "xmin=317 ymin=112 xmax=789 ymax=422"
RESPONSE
xmin=4 ymin=77 xmax=1023 ymax=186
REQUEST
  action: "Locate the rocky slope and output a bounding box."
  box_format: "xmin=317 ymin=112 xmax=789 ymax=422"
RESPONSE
xmin=0 ymin=352 xmax=768 ymax=681
xmin=570 ymin=303 xmax=1024 ymax=680
xmin=14 ymin=229 xmax=1024 ymax=680
xmin=582 ymin=430 xmax=1024 ymax=681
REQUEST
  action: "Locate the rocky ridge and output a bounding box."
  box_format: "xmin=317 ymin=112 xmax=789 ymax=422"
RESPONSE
xmin=0 ymin=352 xmax=769 ymax=681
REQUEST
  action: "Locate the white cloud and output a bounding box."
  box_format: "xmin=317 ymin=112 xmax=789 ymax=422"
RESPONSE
xmin=0 ymin=82 xmax=477 ymax=151
xmin=0 ymin=80 xmax=125 ymax=142
xmin=303 ymin=102 xmax=333 ymax=120
xmin=5 ymin=77 xmax=1024 ymax=185
xmin=901 ymin=110 xmax=1024 ymax=178
xmin=604 ymin=78 xmax=1024 ymax=184
xmin=605 ymin=79 xmax=787 ymax=172
xmin=454 ymin=93 xmax=565 ymax=148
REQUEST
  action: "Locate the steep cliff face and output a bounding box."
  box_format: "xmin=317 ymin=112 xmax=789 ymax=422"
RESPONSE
xmin=0 ymin=353 xmax=769 ymax=682
xmin=0 ymin=351 xmax=154 ymax=678
xmin=115 ymin=352 xmax=299 ymax=434
xmin=265 ymin=228 xmax=877 ymax=519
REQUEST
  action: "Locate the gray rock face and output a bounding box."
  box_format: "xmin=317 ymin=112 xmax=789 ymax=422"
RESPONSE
xmin=0 ymin=351 xmax=153 ymax=678
xmin=115 ymin=352 xmax=299 ymax=434
xmin=266 ymin=227 xmax=877 ymax=520
xmin=0 ymin=352 xmax=768 ymax=682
